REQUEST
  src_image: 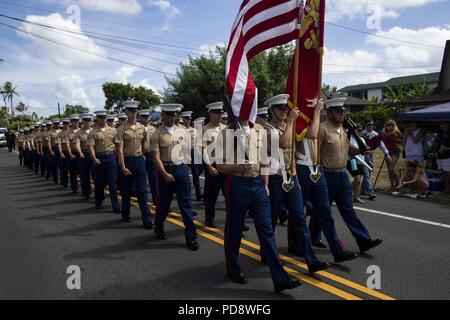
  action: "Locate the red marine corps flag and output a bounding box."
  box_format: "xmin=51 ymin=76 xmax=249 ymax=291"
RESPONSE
xmin=286 ymin=0 xmax=326 ymax=139
xmin=226 ymin=0 xmax=302 ymax=123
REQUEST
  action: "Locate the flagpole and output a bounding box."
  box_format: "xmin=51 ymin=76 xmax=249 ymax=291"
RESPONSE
xmin=290 ymin=40 xmax=300 ymax=176
xmin=316 ymin=0 xmax=325 ymax=166
xmin=289 ymin=1 xmax=302 ymax=177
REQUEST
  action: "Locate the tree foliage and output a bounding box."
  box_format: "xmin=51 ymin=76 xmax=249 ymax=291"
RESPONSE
xmin=63 ymin=104 xmax=89 ymax=117
xmin=102 ymin=82 xmax=160 ymax=112
xmin=15 ymin=101 xmax=27 ymax=114
xmin=162 ymin=44 xmax=295 ymax=118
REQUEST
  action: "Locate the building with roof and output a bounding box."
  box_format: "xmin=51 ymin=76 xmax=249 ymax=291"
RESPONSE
xmin=339 ymin=72 xmax=440 ymax=102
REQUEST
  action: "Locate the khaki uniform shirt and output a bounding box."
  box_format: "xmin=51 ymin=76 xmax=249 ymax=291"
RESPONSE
xmin=28 ymin=132 xmax=35 ymax=149
xmin=115 ymin=123 xmax=146 ymax=157
xmin=87 ymin=125 xmax=117 ymax=155
xmin=150 ymin=125 xmax=187 ymax=164
xmin=45 ymin=128 xmax=61 ymax=148
xmin=56 ymin=129 xmax=70 ymax=152
xmin=75 ymin=128 xmax=91 ymax=153
xmin=319 ymin=120 xmax=350 ymax=169
xmin=17 ymin=134 xmax=25 ymax=148
xmin=218 ymin=123 xmax=266 ymax=177
xmin=203 ymin=122 xmax=227 ymax=165
xmin=41 ymin=131 xmax=50 ymax=149
xmin=24 ymin=135 xmax=31 ymax=150
xmin=64 ymin=128 xmax=79 ymax=154
xmin=36 ymin=131 xmax=45 ymax=147
xmin=143 ymin=124 xmax=157 ymax=154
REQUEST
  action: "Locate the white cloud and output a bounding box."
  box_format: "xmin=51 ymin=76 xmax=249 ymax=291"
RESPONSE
xmin=324 ymin=25 xmax=450 ymax=89
xmin=42 ymin=0 xmax=142 ymax=15
xmin=366 ymin=26 xmax=450 ymax=68
xmin=55 ymin=74 xmax=93 ymax=108
xmin=109 ymin=66 xmax=137 ymax=84
xmin=199 ymin=43 xmax=226 ymax=55
xmin=150 ymin=0 xmax=181 ymax=17
xmin=18 ymin=13 xmax=106 ymax=66
xmin=20 ymin=97 xmax=48 ymax=114
xmin=138 ymin=79 xmax=161 ymax=96
xmin=327 ymin=0 xmax=442 ymax=22
xmin=323 ymin=48 xmax=390 ymax=88
xmin=150 ymin=0 xmax=182 ymax=31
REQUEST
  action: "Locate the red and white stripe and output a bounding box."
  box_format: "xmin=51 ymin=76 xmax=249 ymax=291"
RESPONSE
xmin=226 ymin=0 xmax=300 ymax=122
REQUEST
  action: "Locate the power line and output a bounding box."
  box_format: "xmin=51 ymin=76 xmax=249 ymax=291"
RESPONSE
xmin=0 ymin=13 xmax=210 ymax=56
xmin=0 ymin=0 xmax=225 ymax=44
xmin=0 ymin=13 xmax=215 ymax=60
xmin=2 ymin=12 xmax=442 ymax=71
xmin=0 ymin=21 xmax=177 ymax=77
xmin=326 ymin=21 xmax=444 ymax=49
xmin=324 ymin=63 xmax=440 ymax=69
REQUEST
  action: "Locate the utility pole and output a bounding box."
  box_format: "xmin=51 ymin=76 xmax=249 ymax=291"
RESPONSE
xmin=58 ymin=102 xmax=61 ymax=118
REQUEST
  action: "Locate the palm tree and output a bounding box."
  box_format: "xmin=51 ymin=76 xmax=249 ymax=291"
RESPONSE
xmin=322 ymin=84 xmax=338 ymax=98
xmin=2 ymin=81 xmax=19 ymax=121
xmin=16 ymin=101 xmax=27 ymax=115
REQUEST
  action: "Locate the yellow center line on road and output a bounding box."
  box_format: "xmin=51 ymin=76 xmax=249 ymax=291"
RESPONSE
xmin=7 ymin=151 xmax=386 ymax=300
xmin=162 ymin=208 xmax=395 ymax=300
xmin=158 ymin=209 xmax=362 ymax=300
xmin=108 ymin=194 xmax=362 ymax=299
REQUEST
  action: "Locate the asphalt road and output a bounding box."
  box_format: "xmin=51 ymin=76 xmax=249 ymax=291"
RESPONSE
xmin=0 ymin=148 xmax=449 ymax=300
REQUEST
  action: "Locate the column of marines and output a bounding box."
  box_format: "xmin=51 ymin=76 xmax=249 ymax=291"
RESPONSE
xmin=13 ymin=95 xmax=382 ymax=293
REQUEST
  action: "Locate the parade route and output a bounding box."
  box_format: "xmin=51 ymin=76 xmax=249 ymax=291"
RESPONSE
xmin=1 ymin=149 xmax=449 ymax=300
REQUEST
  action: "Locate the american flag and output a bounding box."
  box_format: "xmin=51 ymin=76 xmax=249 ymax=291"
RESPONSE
xmin=226 ymin=0 xmax=301 ymax=123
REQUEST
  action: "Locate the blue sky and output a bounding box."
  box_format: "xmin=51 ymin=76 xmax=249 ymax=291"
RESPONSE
xmin=0 ymin=0 xmax=449 ymax=117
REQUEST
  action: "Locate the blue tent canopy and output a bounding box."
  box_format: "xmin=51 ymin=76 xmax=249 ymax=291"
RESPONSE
xmin=398 ymin=102 xmax=450 ymax=122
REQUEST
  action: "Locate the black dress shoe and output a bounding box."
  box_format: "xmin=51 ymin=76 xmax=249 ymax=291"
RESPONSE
xmin=121 ymin=217 xmax=131 ymax=223
xmin=227 ymin=273 xmax=248 ymax=285
xmin=113 ymin=208 xmax=122 ymax=214
xmin=312 ymin=240 xmax=327 ymax=249
xmin=334 ymin=252 xmax=358 ymax=263
xmin=308 ymin=261 xmax=330 ymax=274
xmin=95 ymin=205 xmax=104 ymax=210
xmin=155 ymin=230 xmax=167 ymax=240
xmin=143 ymin=222 xmax=153 ymax=230
xmin=359 ymin=239 xmax=383 ymax=253
xmin=84 ymin=194 xmax=91 ymax=201
xmin=242 ymin=225 xmax=250 ymax=232
xmin=205 ymin=222 xmax=216 ymax=228
xmin=274 ymin=277 xmax=302 ymax=293
xmin=186 ymin=239 xmax=199 ymax=251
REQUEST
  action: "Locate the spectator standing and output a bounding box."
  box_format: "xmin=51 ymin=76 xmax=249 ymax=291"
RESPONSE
xmin=377 ymin=120 xmax=402 ymax=190
xmin=404 ymin=122 xmax=425 ymax=164
xmin=362 ymin=119 xmax=390 ymax=200
xmin=347 ymin=125 xmax=366 ymax=203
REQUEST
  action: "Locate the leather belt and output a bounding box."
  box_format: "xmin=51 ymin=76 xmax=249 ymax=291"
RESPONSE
xmin=96 ymin=152 xmax=114 ymax=156
xmin=323 ymin=167 xmax=347 ymax=173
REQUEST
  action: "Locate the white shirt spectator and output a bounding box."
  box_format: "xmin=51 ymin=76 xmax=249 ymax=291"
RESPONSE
xmin=405 ymin=128 xmax=424 ymax=162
